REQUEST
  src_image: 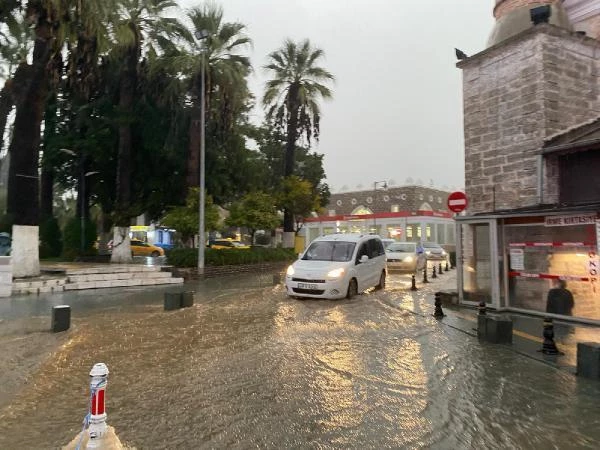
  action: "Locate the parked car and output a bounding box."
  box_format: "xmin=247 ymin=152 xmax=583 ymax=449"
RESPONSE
xmin=381 ymin=238 xmax=395 ymax=249
xmin=421 ymin=242 xmax=448 ymax=261
xmin=209 ymin=239 xmax=250 ymax=250
xmin=386 ymin=242 xmax=426 ymax=273
xmin=130 ymin=239 xmax=165 ymax=257
xmin=285 ymin=233 xmax=387 ymax=300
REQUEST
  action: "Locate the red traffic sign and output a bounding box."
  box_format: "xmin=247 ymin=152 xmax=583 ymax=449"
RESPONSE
xmin=447 ymin=191 xmax=468 ymax=213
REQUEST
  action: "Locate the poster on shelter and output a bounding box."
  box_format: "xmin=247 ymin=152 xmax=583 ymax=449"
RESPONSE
xmin=509 ymin=248 xmax=524 ymax=270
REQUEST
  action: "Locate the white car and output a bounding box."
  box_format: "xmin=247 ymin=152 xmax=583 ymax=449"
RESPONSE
xmin=386 ymin=242 xmax=426 ymax=273
xmin=285 ymin=233 xmax=387 ymax=299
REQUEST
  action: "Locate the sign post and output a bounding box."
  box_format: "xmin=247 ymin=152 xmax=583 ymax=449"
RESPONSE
xmin=447 ymin=191 xmax=468 ymax=305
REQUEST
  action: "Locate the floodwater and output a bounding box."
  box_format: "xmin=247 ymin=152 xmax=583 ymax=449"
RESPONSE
xmin=1 ymin=271 xmax=600 ymax=449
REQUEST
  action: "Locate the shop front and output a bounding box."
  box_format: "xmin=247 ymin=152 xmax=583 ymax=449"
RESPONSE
xmin=457 ymin=209 xmax=600 ymax=324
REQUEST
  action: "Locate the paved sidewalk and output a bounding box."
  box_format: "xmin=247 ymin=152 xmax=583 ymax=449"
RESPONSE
xmin=389 ymin=268 xmax=600 ymax=375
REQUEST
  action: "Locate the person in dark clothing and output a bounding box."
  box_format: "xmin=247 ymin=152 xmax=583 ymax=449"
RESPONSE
xmin=546 ymin=280 xmax=574 ymax=316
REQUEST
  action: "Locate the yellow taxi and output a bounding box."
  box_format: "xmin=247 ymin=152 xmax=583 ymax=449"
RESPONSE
xmin=209 ymin=239 xmax=250 ymax=250
xmin=130 ymin=239 xmax=165 ymax=257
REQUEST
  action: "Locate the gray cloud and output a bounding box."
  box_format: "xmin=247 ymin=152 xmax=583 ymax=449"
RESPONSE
xmin=178 ymin=0 xmax=494 ymax=191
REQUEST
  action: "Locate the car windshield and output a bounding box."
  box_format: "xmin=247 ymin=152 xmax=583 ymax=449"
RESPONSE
xmin=423 ymin=242 xmax=442 ymax=249
xmin=387 ymin=243 xmax=415 ymax=253
xmin=303 ymin=241 xmax=356 ymax=262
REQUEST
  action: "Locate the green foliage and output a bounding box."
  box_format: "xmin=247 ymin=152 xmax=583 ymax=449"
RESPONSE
xmin=166 ymin=247 xmax=296 ymax=268
xmin=39 ymin=217 xmax=63 ymax=258
xmin=62 ymin=217 xmax=97 ymax=260
xmin=161 ymin=188 xmax=219 ymax=244
xmin=226 ymin=192 xmax=280 ymax=238
xmin=279 ymin=176 xmax=320 ymax=228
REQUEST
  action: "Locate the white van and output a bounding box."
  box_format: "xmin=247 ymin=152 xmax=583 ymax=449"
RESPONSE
xmin=285 ymin=233 xmax=387 ymax=299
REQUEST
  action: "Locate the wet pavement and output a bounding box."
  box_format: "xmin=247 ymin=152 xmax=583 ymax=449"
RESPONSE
xmin=1 ymin=268 xmax=600 ymax=449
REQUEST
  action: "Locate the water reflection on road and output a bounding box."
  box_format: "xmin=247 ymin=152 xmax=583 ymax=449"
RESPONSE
xmin=0 ymin=271 xmax=599 ymax=449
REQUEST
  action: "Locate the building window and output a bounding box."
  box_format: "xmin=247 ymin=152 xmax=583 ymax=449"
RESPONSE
xmin=426 ymin=224 xmax=432 ymax=239
xmin=407 ymin=227 xmax=413 ymax=238
xmin=391 ymin=204 xmax=399 ymax=212
xmin=419 ymin=194 xmax=424 ymax=200
xmin=328 ymin=210 xmax=336 ymax=216
xmin=429 ymin=195 xmax=434 ymax=202
xmin=438 ymin=196 xmax=442 ymax=203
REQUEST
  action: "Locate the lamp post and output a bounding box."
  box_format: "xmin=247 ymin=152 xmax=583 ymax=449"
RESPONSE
xmin=373 ymin=180 xmax=387 ymax=235
xmin=194 ymin=30 xmax=210 ymax=273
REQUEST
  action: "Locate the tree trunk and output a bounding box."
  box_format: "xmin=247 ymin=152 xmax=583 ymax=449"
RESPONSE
xmin=40 ymin=163 xmax=54 ymax=220
xmin=112 ymin=46 xmax=138 ymax=263
xmin=283 ymin=96 xmax=299 ymax=234
xmin=7 ymin=28 xmax=52 ymax=226
xmin=0 ymin=79 xmax=14 ymax=153
xmin=114 ymin=47 xmax=137 ymax=226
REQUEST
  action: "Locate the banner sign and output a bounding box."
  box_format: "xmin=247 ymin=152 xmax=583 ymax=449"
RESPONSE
xmin=544 ymin=214 xmax=597 ymax=227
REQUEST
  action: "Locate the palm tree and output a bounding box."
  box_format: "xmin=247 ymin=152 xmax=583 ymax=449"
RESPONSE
xmin=262 ymin=39 xmax=334 ymax=242
xmin=0 ymin=16 xmax=31 ymax=155
xmin=181 ymin=4 xmax=252 ymax=188
xmin=108 ymin=0 xmax=188 ymax=262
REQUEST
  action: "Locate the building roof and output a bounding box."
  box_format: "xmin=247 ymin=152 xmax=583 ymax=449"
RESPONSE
xmin=543 ymin=116 xmax=600 ymax=153
xmin=456 ymin=201 xmax=600 ymax=220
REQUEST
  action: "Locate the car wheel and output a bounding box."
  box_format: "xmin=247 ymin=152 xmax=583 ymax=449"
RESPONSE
xmin=151 ymin=251 xmax=160 ymax=257
xmin=346 ymin=278 xmax=358 ymax=299
xmin=375 ymin=270 xmax=386 ymax=290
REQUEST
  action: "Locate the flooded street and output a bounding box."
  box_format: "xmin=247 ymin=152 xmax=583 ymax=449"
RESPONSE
xmin=1 ymin=271 xmax=600 ymax=449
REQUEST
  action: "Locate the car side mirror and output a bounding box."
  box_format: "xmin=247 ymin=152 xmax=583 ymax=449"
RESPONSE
xmin=360 ymin=254 xmax=369 ymax=264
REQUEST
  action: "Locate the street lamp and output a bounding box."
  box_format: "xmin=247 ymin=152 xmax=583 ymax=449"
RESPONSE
xmin=373 ymin=180 xmax=387 ymax=234
xmin=194 ymin=29 xmax=210 ymax=273
xmin=59 ymin=148 xmax=98 ymax=255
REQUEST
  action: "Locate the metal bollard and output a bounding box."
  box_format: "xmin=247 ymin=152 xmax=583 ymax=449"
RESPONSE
xmin=52 ymin=305 xmax=71 ymax=333
xmin=438 ymin=263 xmax=443 ymax=275
xmin=431 ymin=264 xmax=437 ymax=279
xmin=422 ymin=265 xmax=429 ymax=283
xmin=411 ymin=274 xmax=417 ymax=291
xmin=478 ymin=301 xmax=487 ymax=315
xmin=433 ymin=292 xmax=445 ymax=318
xmin=541 ymin=318 xmax=560 ymax=355
xmin=181 ymin=291 xmax=194 ymax=308
xmin=445 ymin=261 xmax=449 ymax=272
xmin=87 ymin=363 xmax=109 ymax=448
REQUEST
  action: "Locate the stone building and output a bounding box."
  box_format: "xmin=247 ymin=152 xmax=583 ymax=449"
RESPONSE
xmin=457 ymin=0 xmax=600 ymax=324
xmin=302 ymin=185 xmax=455 ymax=248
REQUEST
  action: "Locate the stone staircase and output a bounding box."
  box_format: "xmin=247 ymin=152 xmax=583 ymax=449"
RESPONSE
xmin=12 ymin=264 xmax=184 ymax=295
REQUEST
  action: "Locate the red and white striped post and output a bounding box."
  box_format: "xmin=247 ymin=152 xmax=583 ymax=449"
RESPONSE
xmin=87 ymin=363 xmax=109 ymax=449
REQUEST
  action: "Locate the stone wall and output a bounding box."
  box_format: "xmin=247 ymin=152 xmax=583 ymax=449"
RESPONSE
xmin=460 ymin=25 xmax=600 ymax=214
xmin=494 ymin=0 xmax=555 ymax=19
xmin=326 ymin=186 xmax=451 ymax=216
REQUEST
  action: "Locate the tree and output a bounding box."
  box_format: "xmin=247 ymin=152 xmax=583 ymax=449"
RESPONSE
xmin=181 ymin=4 xmax=252 ymax=190
xmin=161 ymin=188 xmax=219 ymax=247
xmin=278 ymin=176 xmax=320 ymax=231
xmin=262 ymin=39 xmax=334 ymax=244
xmin=226 ymin=192 xmax=280 ymax=243
xmin=109 ymin=0 xmax=188 ymax=262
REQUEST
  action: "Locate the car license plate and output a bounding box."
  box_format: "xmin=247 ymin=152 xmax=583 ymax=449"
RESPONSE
xmin=298 ymin=282 xmax=318 ymax=289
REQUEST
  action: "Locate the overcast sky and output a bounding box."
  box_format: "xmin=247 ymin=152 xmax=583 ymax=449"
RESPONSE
xmin=179 ymin=0 xmax=495 ymax=193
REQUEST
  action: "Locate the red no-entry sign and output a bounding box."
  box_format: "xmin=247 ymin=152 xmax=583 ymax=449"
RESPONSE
xmin=447 ymin=191 xmax=468 ymax=213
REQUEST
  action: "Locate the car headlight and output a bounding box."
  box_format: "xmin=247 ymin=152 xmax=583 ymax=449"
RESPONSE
xmin=426 ymin=251 xmax=431 ymax=255
xmin=441 ymin=250 xmax=447 ymax=256
xmin=327 ymin=267 xmax=345 ymax=278
xmin=286 ymin=265 xmax=295 ymax=276
xmin=404 ymin=256 xmax=413 ymax=263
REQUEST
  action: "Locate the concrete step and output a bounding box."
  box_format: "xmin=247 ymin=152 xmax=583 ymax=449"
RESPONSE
xmin=63 ymin=277 xmax=184 ymax=291
xmin=64 ymin=265 xmax=162 ymax=275
xmin=13 ymin=278 xmax=67 ymax=289
xmin=12 ymin=284 xmax=66 ymax=295
xmin=67 ymin=271 xmax=172 ymax=283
